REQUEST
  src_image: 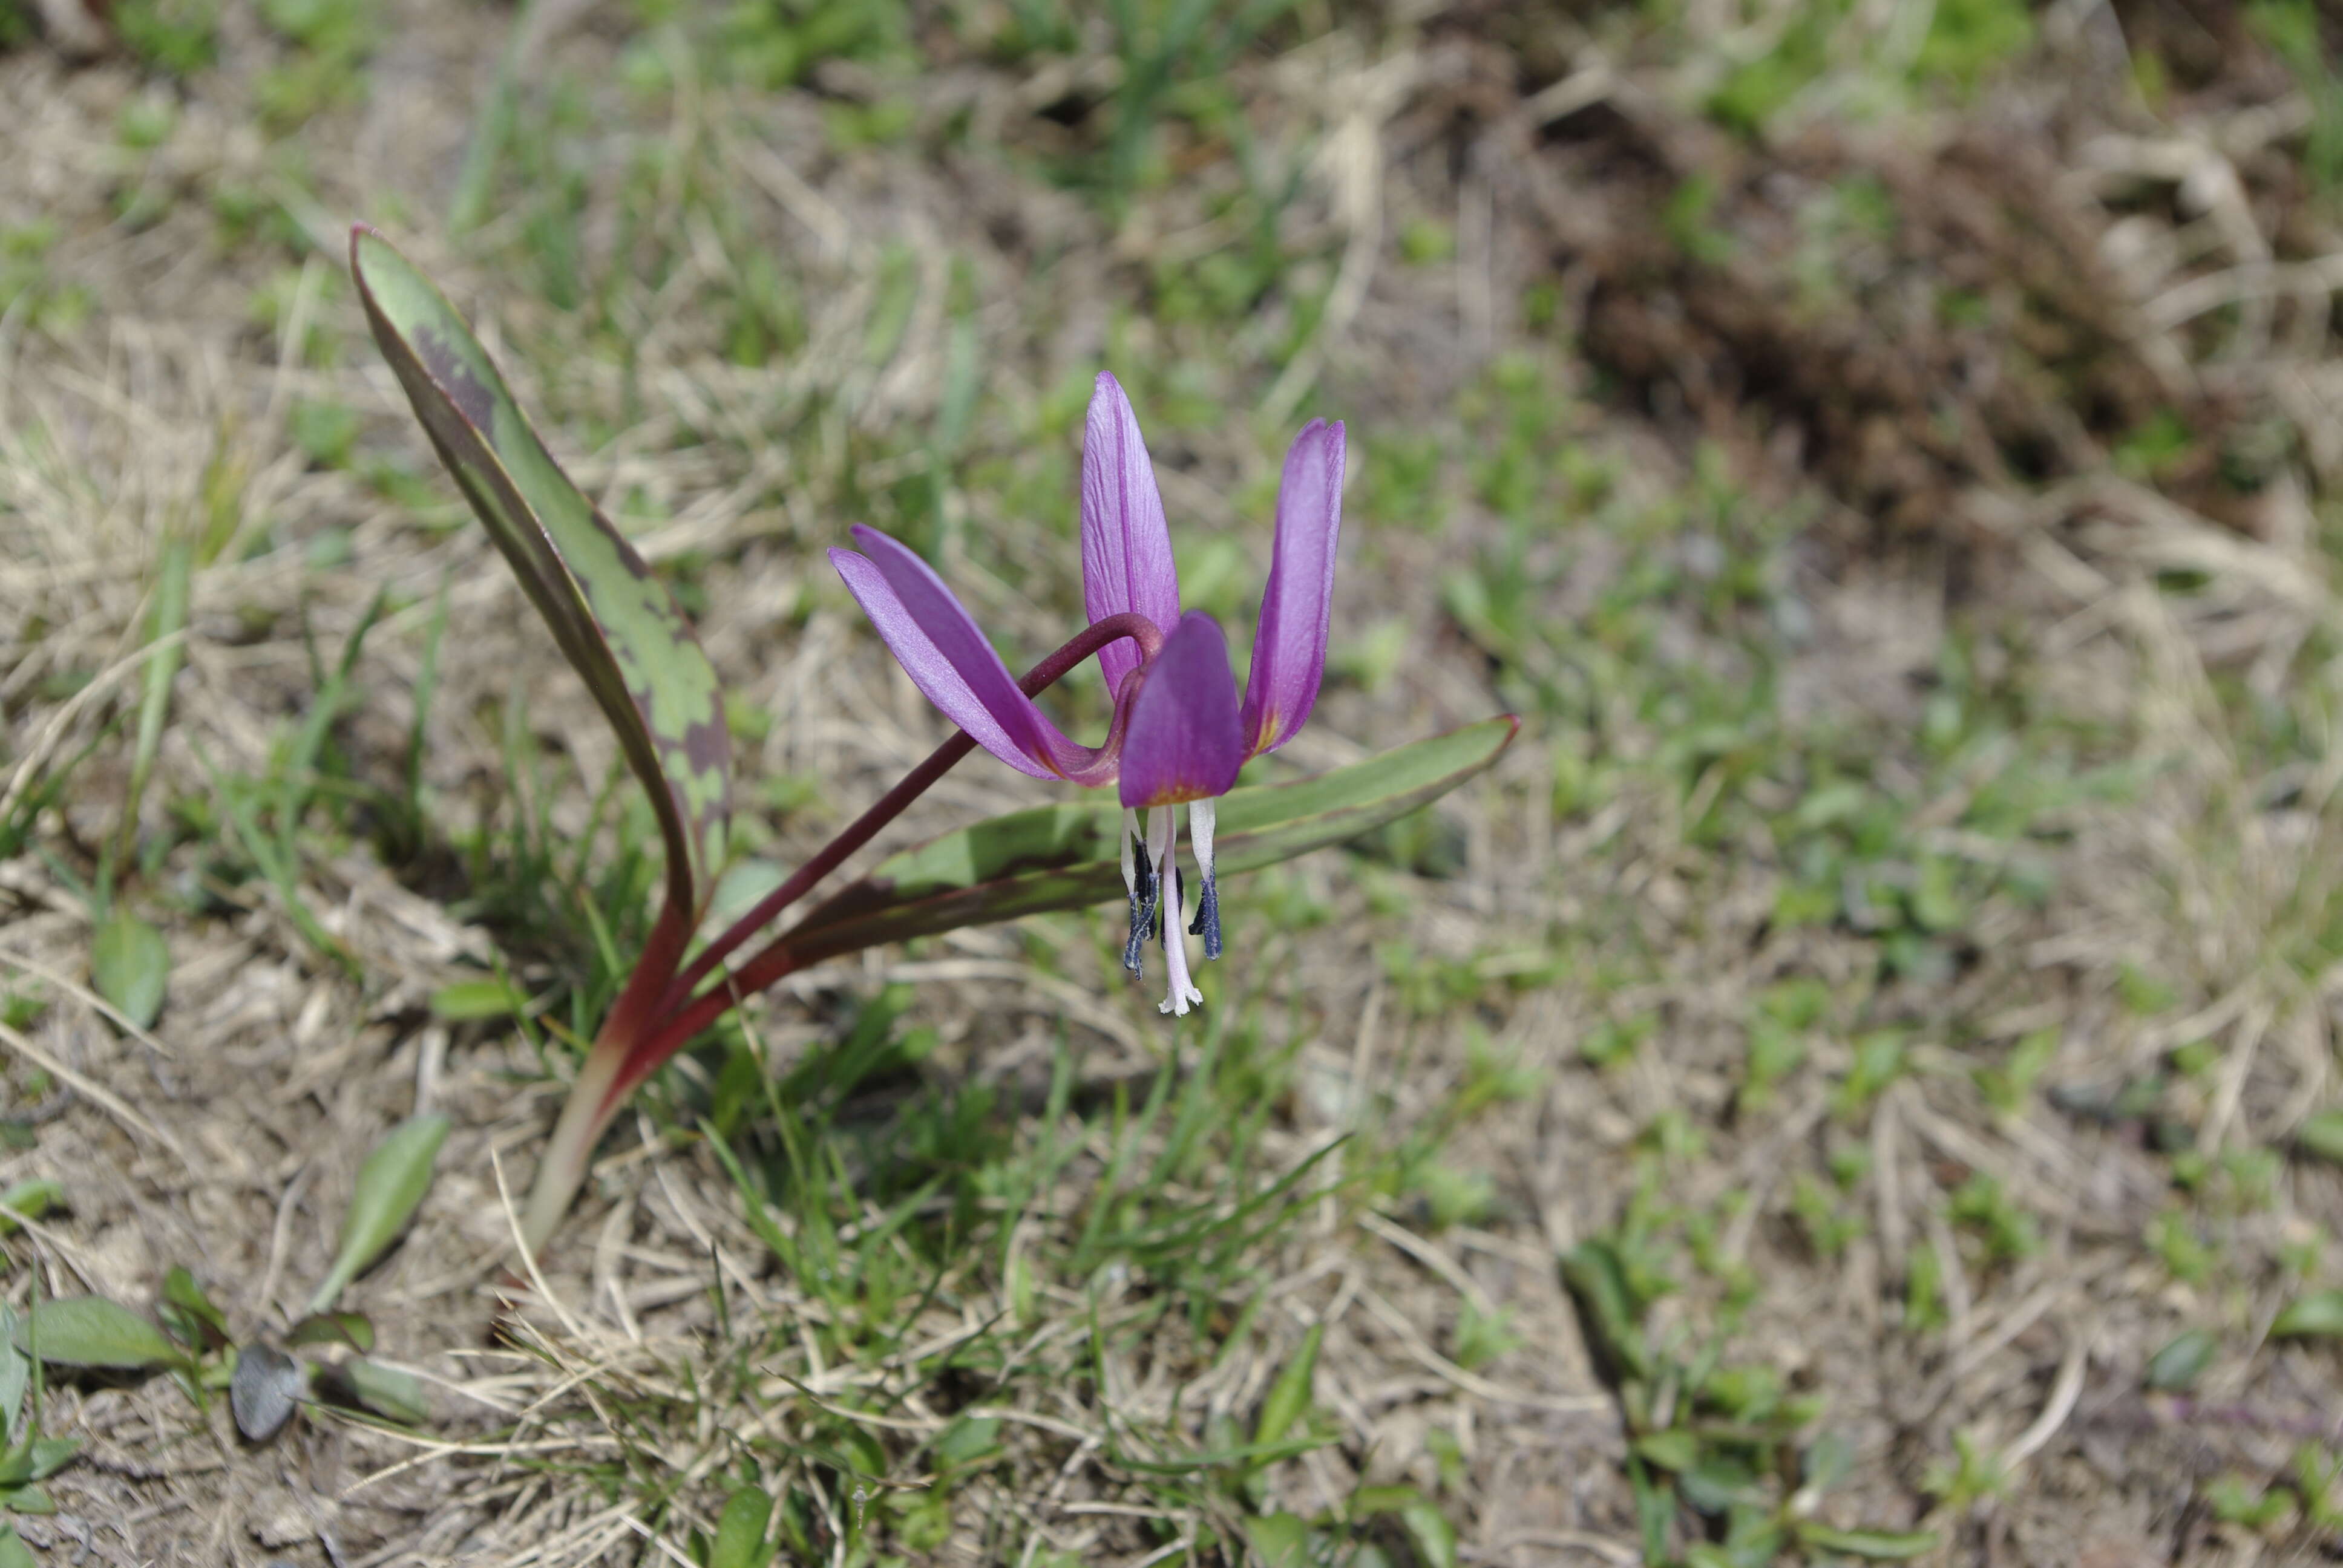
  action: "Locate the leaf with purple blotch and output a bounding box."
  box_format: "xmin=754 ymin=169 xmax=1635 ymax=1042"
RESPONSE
xmin=349 ymin=226 xmax=730 ymax=922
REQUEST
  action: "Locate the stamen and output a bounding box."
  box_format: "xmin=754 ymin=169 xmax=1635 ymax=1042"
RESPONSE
xmin=1159 ymin=865 xmax=1202 ymax=1016
xmin=1144 ymin=806 xmax=1176 ymax=942
xmin=1122 ymin=809 xmax=1154 ymax=976
xmin=1184 ymin=799 xmax=1221 ymax=961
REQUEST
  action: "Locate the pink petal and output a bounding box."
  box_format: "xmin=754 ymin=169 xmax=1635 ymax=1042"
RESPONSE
xmin=1081 ymin=373 xmax=1182 ymax=699
xmin=1118 ymin=613 xmax=1245 ymax=809
xmin=1241 ymin=419 xmax=1345 ymax=756
xmin=832 ymin=529 xmax=1092 ymax=780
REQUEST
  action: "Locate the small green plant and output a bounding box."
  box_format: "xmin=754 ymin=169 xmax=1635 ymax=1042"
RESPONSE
xmin=1559 ymin=1236 xmax=1934 ymax=1565
xmin=6 ymin=1116 xmax=444 ymax=1445
xmin=350 ymin=227 xmax=1514 ymax=1249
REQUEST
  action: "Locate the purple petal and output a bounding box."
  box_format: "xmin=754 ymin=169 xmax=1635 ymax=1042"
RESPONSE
xmin=1241 ymin=419 xmax=1346 ymax=756
xmin=1081 ymin=373 xmax=1182 ymax=699
xmin=832 ymin=529 xmax=1092 ymax=780
xmin=1118 ymin=612 xmax=1245 ymax=809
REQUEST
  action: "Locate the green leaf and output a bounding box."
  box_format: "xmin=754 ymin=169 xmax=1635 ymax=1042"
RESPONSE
xmin=90 ymin=910 xmax=169 ymax=1030
xmin=16 ymin=1296 xmax=181 ymax=1370
xmin=0 ymin=1434 xmax=82 ymax=1488
xmin=2273 ymin=1290 xmax=2343 ymax=1339
xmin=1354 ymin=1486 xmax=1458 ymax=1568
xmin=285 ymin=1311 xmax=375 ymax=1353
xmin=1558 ymin=1238 xmax=1651 ymax=1386
xmin=1796 ymin=1524 xmax=1939 ymax=1560
xmin=788 ymin=718 xmax=1518 ymax=956
xmin=428 ymin=978 xmax=517 ymax=1021
xmin=158 ymin=1266 xmax=229 ymax=1351
xmin=339 ymin=1358 xmax=428 ymax=1424
xmin=1243 ymin=1512 xmax=1317 ymax=1568
xmin=0 ymin=1524 xmax=35 ymax=1568
xmin=0 ymin=1313 xmax=24 ymax=1440
xmin=350 ymin=226 xmax=730 ymax=923
xmin=2146 ymin=1328 xmax=2217 ymax=1391
xmin=0 ymin=1486 xmax=51 ymax=1517
xmin=2296 ymin=1110 xmax=2343 ymax=1165
xmin=1634 ymin=1429 xmax=1701 ymax=1472
xmin=710 ymin=1486 xmax=775 ymax=1568
xmin=308 ymin=1113 xmax=448 ymax=1313
xmin=0 ymin=1181 xmax=61 ymax=1236
xmin=1253 ymin=1323 xmax=1323 ymax=1455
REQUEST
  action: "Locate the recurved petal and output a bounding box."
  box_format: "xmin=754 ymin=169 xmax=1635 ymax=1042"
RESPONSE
xmin=833 ymin=530 xmax=1090 ymax=780
xmin=1241 ymin=419 xmax=1346 ymax=756
xmin=1081 ymin=373 xmax=1182 ymax=698
xmin=1118 ymin=612 xmax=1245 ymax=809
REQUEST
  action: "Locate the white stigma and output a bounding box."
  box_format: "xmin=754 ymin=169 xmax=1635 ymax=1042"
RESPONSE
xmin=1147 ymin=806 xmax=1203 ymax=1016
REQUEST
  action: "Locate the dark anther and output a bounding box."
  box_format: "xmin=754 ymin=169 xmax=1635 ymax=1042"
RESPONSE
xmin=1187 ymin=869 xmax=1222 ymax=960
xmin=1124 ymin=833 xmax=1156 ymax=975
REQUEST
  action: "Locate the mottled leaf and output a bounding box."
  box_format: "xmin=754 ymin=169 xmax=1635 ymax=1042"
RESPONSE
xmin=309 ymin=1114 xmax=448 ymax=1313
xmin=16 ymin=1297 xmax=180 ymax=1370
xmin=90 ymin=910 xmax=168 ymax=1030
xmin=2273 ymin=1290 xmax=2343 ymax=1339
xmin=230 ymin=1343 xmax=305 ymax=1442
xmin=350 ymin=226 xmax=730 ymax=920
xmin=787 ymin=717 xmax=1517 ymax=958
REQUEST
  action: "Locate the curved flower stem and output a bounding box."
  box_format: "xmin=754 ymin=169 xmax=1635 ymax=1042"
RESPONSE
xmin=518 ymin=610 xmax=1162 ymax=1254
xmin=663 ymin=610 xmax=1163 ymax=1009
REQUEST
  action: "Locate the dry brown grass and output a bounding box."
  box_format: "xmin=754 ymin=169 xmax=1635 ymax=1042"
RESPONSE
xmin=5 ymin=2 xmax=2343 ymax=1564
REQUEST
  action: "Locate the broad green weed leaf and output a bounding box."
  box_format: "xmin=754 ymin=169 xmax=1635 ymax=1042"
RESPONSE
xmin=1253 ymin=1323 xmax=1322 ymax=1454
xmin=0 ymin=1312 xmax=23 ymax=1440
xmin=90 ymin=910 xmax=169 ymax=1030
xmin=309 ymin=1114 xmax=448 ymax=1313
xmin=1354 ymin=1486 xmax=1458 ymax=1568
xmin=350 ymin=226 xmax=730 ymax=919
xmin=0 ymin=1487 xmax=50 ymax=1518
xmin=286 ymin=1312 xmax=375 ymax=1353
xmin=0 ymin=1180 xmax=61 ymax=1236
xmin=1797 ymin=1524 xmax=1939 ymax=1560
xmin=788 ymin=718 xmax=1516 ymax=958
xmin=1559 ymin=1238 xmax=1653 ymax=1385
xmin=158 ymin=1266 xmax=229 ymax=1352
xmin=2273 ymin=1290 xmax=2343 ymax=1339
xmin=710 ymin=1486 xmax=776 ymax=1568
xmin=339 ymin=1358 xmax=428 ymax=1424
xmin=0 ymin=1524 xmax=35 ymax=1568
xmin=428 ymin=979 xmax=516 ymax=1021
xmin=16 ymin=1296 xmax=181 ymax=1370
xmin=2146 ymin=1328 xmax=2216 ymax=1391
xmin=2297 ymin=1110 xmax=2343 ymax=1165
xmin=1242 ymin=1513 xmax=1316 ymax=1568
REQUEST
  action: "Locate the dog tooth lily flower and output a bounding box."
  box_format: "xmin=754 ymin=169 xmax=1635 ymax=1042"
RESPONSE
xmin=830 ymin=373 xmax=1345 ymax=1015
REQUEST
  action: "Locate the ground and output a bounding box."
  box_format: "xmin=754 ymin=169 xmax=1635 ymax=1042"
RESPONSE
xmin=4 ymin=0 xmax=2343 ymax=1564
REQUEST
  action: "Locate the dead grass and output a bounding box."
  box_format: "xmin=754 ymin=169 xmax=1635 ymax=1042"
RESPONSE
xmin=4 ymin=1 xmax=2343 ymax=1564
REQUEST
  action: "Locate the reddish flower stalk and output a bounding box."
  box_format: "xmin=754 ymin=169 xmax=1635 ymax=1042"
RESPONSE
xmin=517 ymin=610 xmax=1162 ymax=1251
